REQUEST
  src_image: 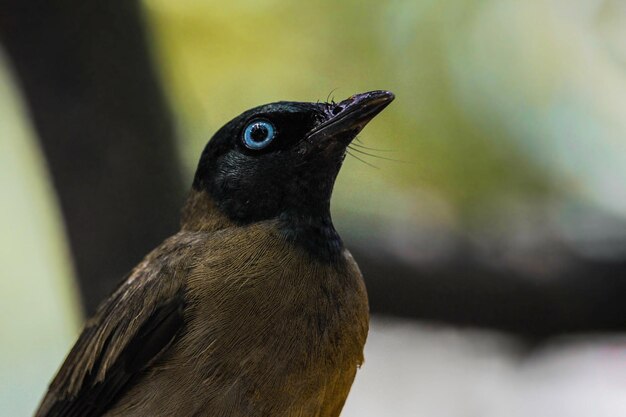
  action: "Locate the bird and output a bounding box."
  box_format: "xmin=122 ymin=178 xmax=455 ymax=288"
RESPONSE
xmin=35 ymin=90 xmax=395 ymax=417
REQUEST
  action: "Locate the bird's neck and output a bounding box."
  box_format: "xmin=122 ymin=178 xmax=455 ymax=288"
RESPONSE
xmin=180 ymin=190 xmax=234 ymax=232
xmin=278 ymin=210 xmax=344 ymax=263
xmin=180 ymin=190 xmax=344 ymax=262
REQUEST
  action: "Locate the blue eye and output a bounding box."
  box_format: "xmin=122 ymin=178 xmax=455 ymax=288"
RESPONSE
xmin=243 ymin=120 xmax=276 ymax=150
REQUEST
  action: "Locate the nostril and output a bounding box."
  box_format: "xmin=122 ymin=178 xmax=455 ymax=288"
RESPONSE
xmin=331 ymin=106 xmax=343 ymax=116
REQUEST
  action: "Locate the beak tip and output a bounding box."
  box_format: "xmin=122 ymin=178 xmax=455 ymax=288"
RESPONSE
xmin=351 ymin=90 xmax=395 ymax=105
xmin=307 ymin=90 xmax=395 ymax=142
xmin=376 ymin=90 xmax=395 ymax=102
xmin=351 ymin=90 xmax=395 ymax=119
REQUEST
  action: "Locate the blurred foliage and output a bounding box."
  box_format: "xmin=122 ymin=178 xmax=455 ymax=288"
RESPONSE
xmin=143 ymin=0 xmax=553 ymax=227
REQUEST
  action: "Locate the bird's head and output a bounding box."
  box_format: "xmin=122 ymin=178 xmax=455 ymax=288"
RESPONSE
xmin=188 ymin=90 xmax=394 ymax=257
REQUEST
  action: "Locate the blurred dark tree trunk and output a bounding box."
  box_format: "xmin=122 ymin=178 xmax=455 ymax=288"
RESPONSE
xmin=0 ymin=0 xmax=185 ymax=315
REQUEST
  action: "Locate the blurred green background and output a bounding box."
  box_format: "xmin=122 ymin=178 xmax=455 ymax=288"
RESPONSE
xmin=146 ymin=0 xmax=551 ymax=212
xmin=2 ymin=0 xmax=626 ymax=416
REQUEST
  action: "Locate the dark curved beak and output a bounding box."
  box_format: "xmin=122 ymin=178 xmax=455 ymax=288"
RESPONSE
xmin=307 ymin=90 xmax=395 ymax=143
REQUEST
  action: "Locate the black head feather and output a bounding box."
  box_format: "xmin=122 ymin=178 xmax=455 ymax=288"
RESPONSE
xmin=193 ymin=91 xmax=394 ymax=260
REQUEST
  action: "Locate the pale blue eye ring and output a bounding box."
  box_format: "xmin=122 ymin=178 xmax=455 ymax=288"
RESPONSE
xmin=243 ymin=120 xmax=276 ymax=150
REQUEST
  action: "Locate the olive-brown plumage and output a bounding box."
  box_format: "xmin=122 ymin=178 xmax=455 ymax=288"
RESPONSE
xmin=35 ymin=91 xmax=394 ymax=417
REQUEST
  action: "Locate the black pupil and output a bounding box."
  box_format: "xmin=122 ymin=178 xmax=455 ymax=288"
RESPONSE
xmin=250 ymin=124 xmax=269 ymax=142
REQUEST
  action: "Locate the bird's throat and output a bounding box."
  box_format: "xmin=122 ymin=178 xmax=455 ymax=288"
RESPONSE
xmin=181 ymin=190 xmax=344 ymax=262
xmin=278 ymin=211 xmax=344 ymax=263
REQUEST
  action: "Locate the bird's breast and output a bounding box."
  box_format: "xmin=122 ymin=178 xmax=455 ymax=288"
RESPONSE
xmin=177 ymin=221 xmax=369 ymax=415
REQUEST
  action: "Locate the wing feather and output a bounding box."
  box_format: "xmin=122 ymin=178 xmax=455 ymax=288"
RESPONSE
xmin=34 ymin=234 xmax=198 ymax=417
